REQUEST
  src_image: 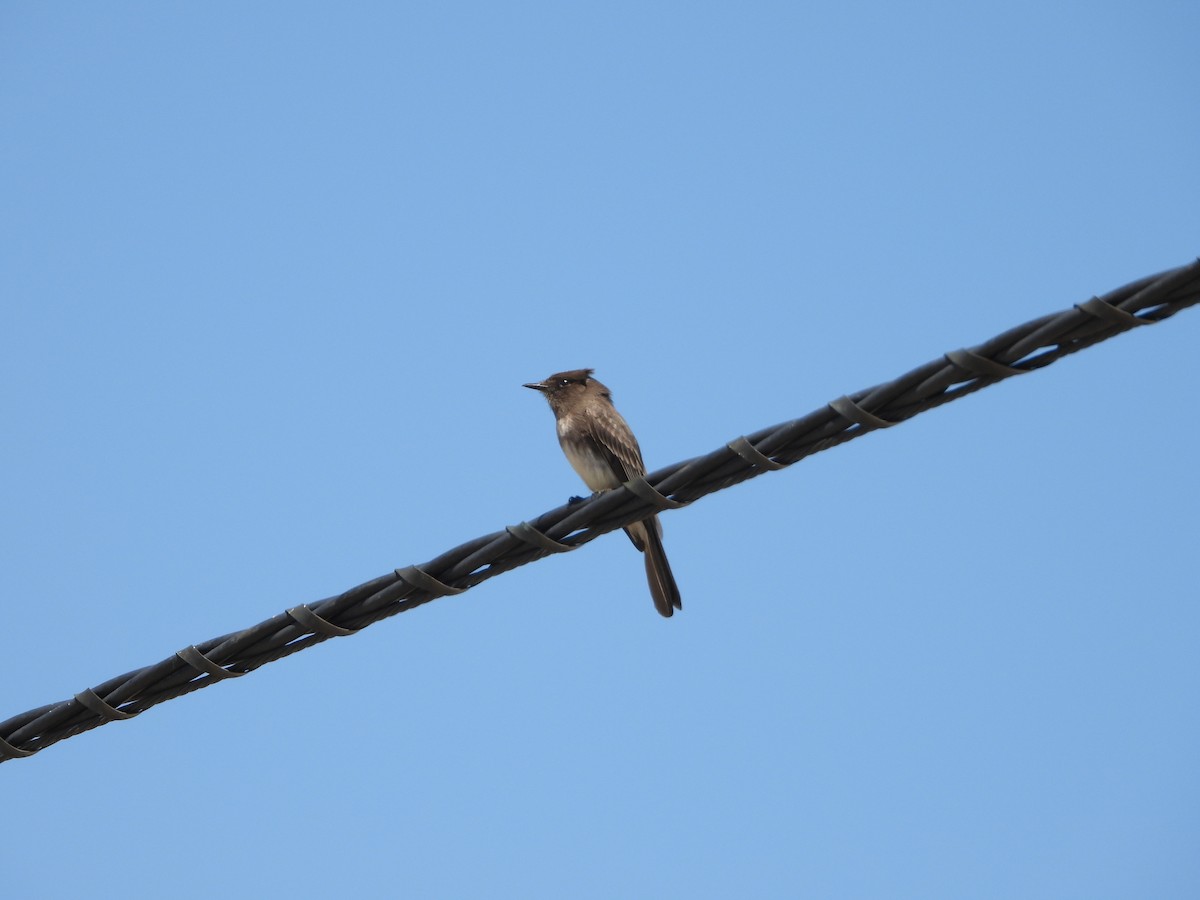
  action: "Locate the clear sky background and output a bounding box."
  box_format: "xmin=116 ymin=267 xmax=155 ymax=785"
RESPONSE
xmin=2 ymin=3 xmax=1198 ymax=898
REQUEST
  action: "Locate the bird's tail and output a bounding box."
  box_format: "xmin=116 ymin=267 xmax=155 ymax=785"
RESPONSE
xmin=641 ymin=517 xmax=682 ymax=618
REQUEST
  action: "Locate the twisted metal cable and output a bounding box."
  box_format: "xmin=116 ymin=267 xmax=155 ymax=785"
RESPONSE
xmin=3 ymin=259 xmax=1198 ymax=763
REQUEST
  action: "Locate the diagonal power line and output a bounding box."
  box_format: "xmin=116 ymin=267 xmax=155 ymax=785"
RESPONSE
xmin=3 ymin=259 xmax=1198 ymax=763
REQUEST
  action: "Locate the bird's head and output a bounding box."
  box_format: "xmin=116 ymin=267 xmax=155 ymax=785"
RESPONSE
xmin=523 ymin=368 xmax=601 ymax=411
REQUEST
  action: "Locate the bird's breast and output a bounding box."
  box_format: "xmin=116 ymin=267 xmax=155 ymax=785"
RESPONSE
xmin=558 ymin=420 xmax=620 ymax=492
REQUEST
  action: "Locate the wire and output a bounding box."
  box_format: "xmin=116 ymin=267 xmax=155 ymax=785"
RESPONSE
xmin=3 ymin=258 xmax=1198 ymax=763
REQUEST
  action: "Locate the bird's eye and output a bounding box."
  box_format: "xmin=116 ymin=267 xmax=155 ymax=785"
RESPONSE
xmin=559 ymin=379 xmax=571 ymax=387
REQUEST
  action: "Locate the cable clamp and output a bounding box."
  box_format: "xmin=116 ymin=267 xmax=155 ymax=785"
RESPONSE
xmin=74 ymin=688 xmax=137 ymax=721
xmin=624 ymin=474 xmax=686 ymax=510
xmin=1075 ymin=296 xmax=1149 ymax=328
xmin=944 ymin=348 xmax=1026 ymax=378
xmin=287 ymin=604 xmax=357 ymax=636
xmin=0 ymin=734 xmax=35 ymax=760
xmin=727 ymin=435 xmax=786 ymax=470
xmin=394 ymin=565 xmax=464 ymax=596
xmin=176 ymin=646 xmax=245 ymax=680
xmin=506 ymin=521 xmax=573 ymax=553
xmin=829 ymin=395 xmax=894 ymax=429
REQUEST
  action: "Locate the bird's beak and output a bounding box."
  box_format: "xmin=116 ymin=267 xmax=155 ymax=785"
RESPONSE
xmin=523 ymin=381 xmax=548 ymax=392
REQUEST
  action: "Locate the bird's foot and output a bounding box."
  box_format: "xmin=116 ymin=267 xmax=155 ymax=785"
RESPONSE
xmin=567 ymin=491 xmax=604 ymax=506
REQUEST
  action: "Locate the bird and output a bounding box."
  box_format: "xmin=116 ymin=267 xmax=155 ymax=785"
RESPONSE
xmin=524 ymin=368 xmax=682 ymax=617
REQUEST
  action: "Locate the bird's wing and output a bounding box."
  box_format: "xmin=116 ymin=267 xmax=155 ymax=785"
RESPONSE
xmin=583 ymin=405 xmax=647 ymax=483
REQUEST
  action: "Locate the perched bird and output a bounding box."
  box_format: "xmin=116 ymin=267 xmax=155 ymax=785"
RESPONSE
xmin=524 ymin=369 xmax=682 ymax=617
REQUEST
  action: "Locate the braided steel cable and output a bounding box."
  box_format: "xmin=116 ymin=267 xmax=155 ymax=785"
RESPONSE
xmin=3 ymin=259 xmax=1198 ymax=763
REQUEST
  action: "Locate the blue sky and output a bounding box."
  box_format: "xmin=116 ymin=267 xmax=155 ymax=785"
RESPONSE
xmin=2 ymin=3 xmax=1198 ymax=898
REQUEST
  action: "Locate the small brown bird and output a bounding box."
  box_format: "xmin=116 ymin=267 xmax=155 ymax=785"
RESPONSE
xmin=524 ymin=369 xmax=682 ymax=617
